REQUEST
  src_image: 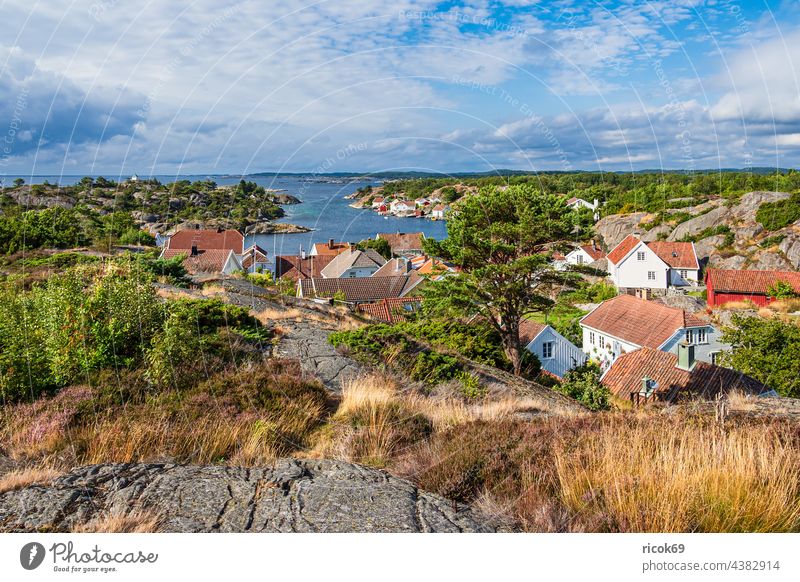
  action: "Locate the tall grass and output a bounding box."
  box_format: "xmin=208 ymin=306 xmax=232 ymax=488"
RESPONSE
xmin=555 ymin=419 xmax=800 ymax=532
xmin=398 ymin=413 xmax=800 ymax=532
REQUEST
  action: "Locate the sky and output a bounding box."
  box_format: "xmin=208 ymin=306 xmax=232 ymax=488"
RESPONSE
xmin=1 ymin=0 xmax=799 ymax=177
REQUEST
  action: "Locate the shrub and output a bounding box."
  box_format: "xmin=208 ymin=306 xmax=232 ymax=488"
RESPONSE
xmin=458 ymin=372 xmax=487 ymax=400
xmin=555 ymin=362 xmax=610 ymax=411
xmin=766 ymin=280 xmax=799 ymax=299
xmin=756 ymin=194 xmax=800 ymax=231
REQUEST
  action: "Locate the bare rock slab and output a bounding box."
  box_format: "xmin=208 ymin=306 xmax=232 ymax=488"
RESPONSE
xmin=0 ymin=460 xmax=497 ymax=533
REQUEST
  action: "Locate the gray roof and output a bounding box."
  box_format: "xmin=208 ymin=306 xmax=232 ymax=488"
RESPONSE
xmin=299 ymin=272 xmax=424 ymax=303
xmin=320 ymin=248 xmax=386 ymax=278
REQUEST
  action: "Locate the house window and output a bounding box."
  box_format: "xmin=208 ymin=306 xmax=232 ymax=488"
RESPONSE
xmin=647 ymin=271 xmax=656 ymax=280
xmin=599 ymin=336 xmax=605 ymax=349
xmin=685 ymin=329 xmax=694 ymax=344
xmin=637 ymin=251 xmax=646 ymax=261
xmin=697 ymin=328 xmax=707 ymax=343
xmin=680 ymin=269 xmax=688 ymax=279
xmin=589 ymin=331 xmax=595 ymax=345
xmin=542 ymin=342 xmax=554 ymax=359
xmin=711 ymin=351 xmax=720 ymax=365
xmin=577 ymin=254 xmax=584 ymax=264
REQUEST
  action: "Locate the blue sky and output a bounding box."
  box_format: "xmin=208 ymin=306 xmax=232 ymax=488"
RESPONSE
xmin=1 ymin=0 xmax=799 ymax=176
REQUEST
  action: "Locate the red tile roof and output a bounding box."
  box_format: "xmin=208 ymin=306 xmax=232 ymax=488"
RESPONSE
xmin=705 ymin=268 xmax=800 ymax=295
xmin=607 ymin=234 xmax=641 ymax=265
xmin=311 ymin=241 xmax=351 ymax=256
xmin=162 ymin=249 xmax=236 ymax=274
xmin=357 ymin=297 xmax=422 ymax=323
xmin=275 ymin=255 xmax=334 ymax=281
xmin=601 ymin=347 xmax=767 ymax=402
xmin=166 ymin=229 xmax=243 ymax=253
xmin=579 ymin=243 xmax=605 ymax=261
xmin=377 ymin=232 xmax=425 ymax=253
xmin=519 ymin=320 xmax=547 ymax=345
xmin=299 ymin=272 xmax=424 ymax=303
xmin=606 ymin=235 xmax=698 ymax=269
xmin=646 ymin=241 xmax=699 ymax=269
xmin=581 ymin=295 xmax=706 ymax=349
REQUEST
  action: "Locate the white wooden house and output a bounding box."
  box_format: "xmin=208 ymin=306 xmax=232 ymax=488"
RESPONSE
xmin=606 ymin=235 xmax=699 ymax=291
xmin=520 ymin=320 xmax=586 ymax=378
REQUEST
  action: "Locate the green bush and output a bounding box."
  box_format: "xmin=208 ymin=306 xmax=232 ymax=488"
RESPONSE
xmin=555 ymin=362 xmax=610 ymax=411
xmin=756 ymin=194 xmax=800 ymax=231
xmin=410 ymin=351 xmax=462 ymax=385
xmin=458 ymin=371 xmax=487 ymax=400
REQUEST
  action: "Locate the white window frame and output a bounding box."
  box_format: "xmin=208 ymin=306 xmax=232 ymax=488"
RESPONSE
xmin=685 ymin=329 xmax=695 ymax=344
xmin=599 ymin=336 xmax=605 ymax=349
xmin=542 ymin=341 xmax=554 ymax=359
xmin=577 ymin=254 xmax=584 ymax=264
xmin=697 ymin=328 xmax=707 ymax=344
xmin=637 ymin=251 xmax=646 ymax=261
xmin=589 ymin=331 xmax=595 ymax=345
xmin=647 ymin=271 xmax=656 ymax=281
xmin=680 ymin=269 xmax=688 ymax=278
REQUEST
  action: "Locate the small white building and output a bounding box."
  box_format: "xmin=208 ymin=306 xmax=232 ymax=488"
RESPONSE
xmin=607 ymin=235 xmax=699 ymax=291
xmin=431 ymin=204 xmax=449 ymax=219
xmin=579 ymin=294 xmax=723 ymax=371
xmin=565 ymin=242 xmax=605 ymax=267
xmin=389 ymin=199 xmax=414 ymax=214
xmin=520 ymin=320 xmax=587 ymax=379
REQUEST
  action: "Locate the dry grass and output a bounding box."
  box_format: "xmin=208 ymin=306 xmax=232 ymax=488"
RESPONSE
xmin=313 ymin=374 xmax=572 ymax=466
xmin=555 ymin=419 xmax=800 ymax=532
xmin=200 ymin=284 xmax=225 ymax=296
xmin=0 ymin=467 xmax=61 ymax=494
xmin=72 ymin=510 xmax=161 ymax=533
xmin=396 ymin=413 xmax=800 ymax=532
xmin=255 ymin=307 xmax=304 ymax=323
xmin=155 ymin=287 xmax=196 ymax=300
xmin=726 ymin=390 xmax=757 ymax=411
xmin=0 ymin=361 xmax=329 ymax=468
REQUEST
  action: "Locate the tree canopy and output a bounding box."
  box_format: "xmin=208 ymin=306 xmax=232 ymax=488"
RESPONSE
xmin=422 ymin=184 xmax=580 ymax=375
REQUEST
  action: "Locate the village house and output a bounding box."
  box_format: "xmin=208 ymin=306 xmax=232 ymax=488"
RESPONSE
xmin=601 ymin=345 xmax=768 ymax=405
xmin=566 ymin=196 xmax=598 ymax=211
xmin=161 ymin=248 xmax=243 ymax=278
xmin=320 ymin=248 xmax=386 ymax=278
xmin=274 ymin=254 xmax=334 ymax=281
xmin=579 ymin=295 xmax=726 ymax=371
xmin=372 ymin=257 xmax=413 ymax=277
xmin=705 ymin=268 xmax=800 ymax=308
xmin=371 ymin=197 xmax=385 ymax=209
xmin=164 ymin=227 xmax=244 ymax=253
xmin=376 ymin=232 xmax=425 ymax=256
xmin=431 ymin=204 xmax=449 ymax=219
xmin=416 ymin=257 xmax=458 ymax=280
xmin=310 ymin=239 xmax=351 ymax=257
xmin=564 ymin=241 xmax=605 ymax=267
xmin=389 ymin=199 xmax=415 ymax=215
xmin=519 ymin=320 xmax=586 ymax=379
xmin=606 ymin=235 xmax=699 ymax=291
xmin=297 ymin=272 xmax=424 ymax=305
xmin=414 ymin=197 xmax=429 ymax=207
xmin=240 ymin=244 xmax=272 ymax=274
xmin=357 ymin=297 xmax=422 ymax=323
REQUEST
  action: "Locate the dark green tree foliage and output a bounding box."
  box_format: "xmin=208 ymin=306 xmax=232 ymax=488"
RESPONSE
xmin=422 ymin=185 xmax=577 ymax=375
xmin=556 ymin=362 xmax=610 ymax=410
xmin=0 ymin=268 xmax=270 ymax=403
xmin=766 ymin=280 xmax=799 ymax=299
xmin=719 ymin=314 xmax=800 ymax=398
xmin=356 ymin=237 xmax=392 ymax=259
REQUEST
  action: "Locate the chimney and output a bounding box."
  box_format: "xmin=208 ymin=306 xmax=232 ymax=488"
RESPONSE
xmin=640 ymin=376 xmax=653 ymax=396
xmin=191 ymin=244 xmax=199 ymax=256
xmin=300 ymin=248 xmax=307 ymax=260
xmin=328 ymin=238 xmax=335 ymax=250
xmin=591 ymin=239 xmax=597 ymax=251
xmin=676 ymin=341 xmax=695 ymax=371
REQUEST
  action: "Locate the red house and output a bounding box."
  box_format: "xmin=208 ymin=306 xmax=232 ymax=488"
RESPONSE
xmin=705 ymin=268 xmax=800 ymax=308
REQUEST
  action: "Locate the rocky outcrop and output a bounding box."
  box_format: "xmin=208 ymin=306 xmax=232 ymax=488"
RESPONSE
xmin=748 ymin=251 xmax=792 ymax=271
xmin=274 ymin=321 xmax=361 ymax=392
xmin=728 ymin=191 xmax=790 ymax=221
xmin=595 ymin=212 xmax=647 ymax=248
xmin=779 ymin=233 xmax=800 ymax=268
xmin=693 ymin=234 xmax=727 ymax=260
xmin=0 ymin=460 xmax=497 ymax=533
xmin=271 ymin=193 xmax=302 ymax=205
xmin=244 ymin=222 xmax=312 ymax=234
xmin=667 ymin=204 xmax=727 ymax=241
